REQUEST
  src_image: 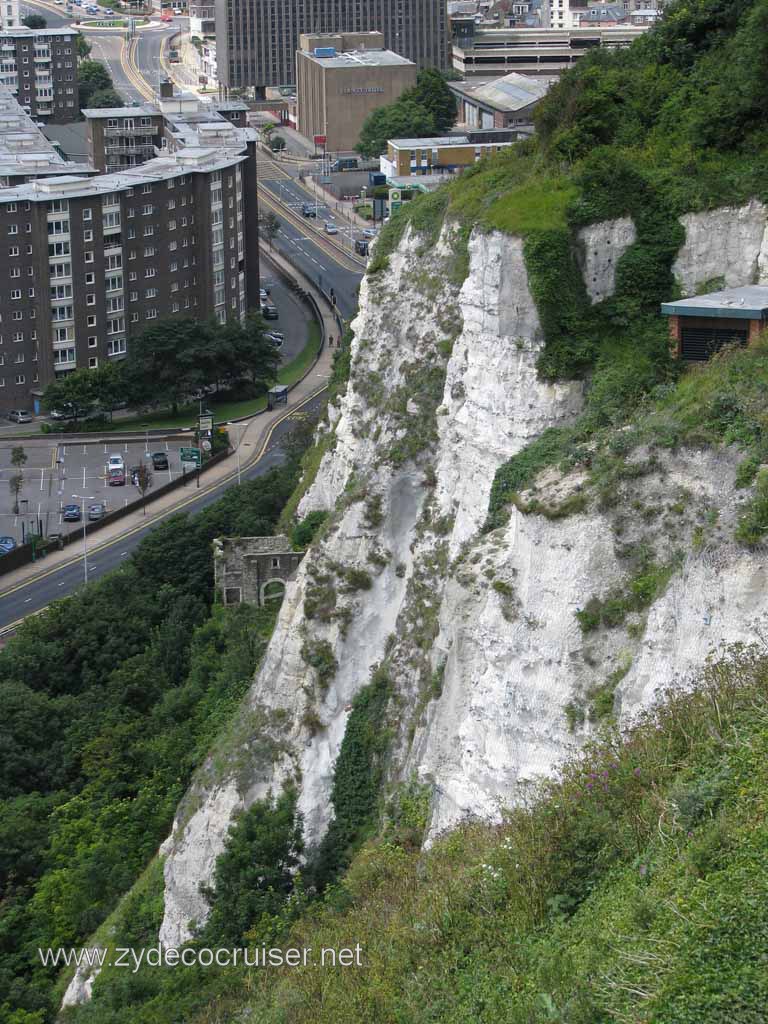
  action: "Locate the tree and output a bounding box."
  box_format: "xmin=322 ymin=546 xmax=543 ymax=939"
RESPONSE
xmin=260 ymin=121 xmax=276 ymax=145
xmin=77 ymin=60 xmax=115 ymax=108
xmin=11 ymin=447 xmax=27 ymax=473
xmin=91 ymin=362 xmax=125 ymax=421
xmin=200 ymin=787 xmax=303 ymax=946
xmin=10 ymin=449 xmax=27 ymax=516
xmin=269 ymin=134 xmax=286 ymax=152
xmin=259 ymin=211 xmax=280 ymax=248
xmin=123 ymin=318 xmax=209 ymax=414
xmin=42 ymin=370 xmax=95 ymax=424
xmin=21 ymin=13 xmax=46 ymax=28
xmin=75 ymin=33 xmax=92 ymax=60
xmin=409 ymin=68 xmax=457 ymax=133
xmin=357 ymin=99 xmax=437 ymax=157
xmin=87 ymin=88 xmax=125 ymax=109
xmin=8 ymin=473 xmax=23 ymax=515
xmin=134 ymin=463 xmax=152 ymax=515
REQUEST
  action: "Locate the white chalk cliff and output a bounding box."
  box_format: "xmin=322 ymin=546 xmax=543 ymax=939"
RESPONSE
xmin=109 ymin=200 xmax=768 ymax=959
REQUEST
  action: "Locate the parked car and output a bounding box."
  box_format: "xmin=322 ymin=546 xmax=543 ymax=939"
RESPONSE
xmin=108 ymin=467 xmax=126 ymax=486
xmin=7 ymin=409 xmax=32 ymax=423
xmin=324 ymin=221 xmax=339 ymax=235
xmin=108 ymin=453 xmax=124 ymax=469
xmin=49 ymin=407 xmax=74 ymax=420
xmin=88 ymin=502 xmax=107 ymax=521
xmin=259 ymin=288 xmax=269 ymax=302
xmin=301 ymin=202 xmax=317 ymax=217
xmin=262 ymin=304 xmax=279 ymax=319
xmin=130 ymin=465 xmax=141 ymax=485
xmin=150 ymin=451 xmax=169 ymax=470
xmin=265 ymin=331 xmax=283 ymax=348
xmin=62 ymin=504 xmax=82 ymax=522
xmin=0 ymin=536 xmax=17 ymax=554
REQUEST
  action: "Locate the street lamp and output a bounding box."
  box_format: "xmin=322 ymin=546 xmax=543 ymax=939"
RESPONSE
xmin=72 ymin=493 xmax=93 ymax=585
xmin=227 ymin=421 xmax=246 ymax=485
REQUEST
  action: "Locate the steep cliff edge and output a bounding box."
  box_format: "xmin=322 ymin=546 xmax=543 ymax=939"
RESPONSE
xmin=156 ymin=199 xmax=768 ymax=947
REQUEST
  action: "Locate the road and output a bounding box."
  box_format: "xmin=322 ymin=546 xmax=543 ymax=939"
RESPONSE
xmin=0 ymin=393 xmax=324 ymax=632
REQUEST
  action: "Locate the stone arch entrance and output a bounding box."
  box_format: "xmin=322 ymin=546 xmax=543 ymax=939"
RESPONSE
xmin=260 ymin=578 xmax=286 ymax=604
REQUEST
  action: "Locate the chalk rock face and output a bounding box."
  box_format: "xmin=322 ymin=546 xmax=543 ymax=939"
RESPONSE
xmin=149 ymin=200 xmax=768 ymax=956
xmin=673 ymin=199 xmax=768 ymax=295
xmin=577 ymin=216 xmax=637 ymax=303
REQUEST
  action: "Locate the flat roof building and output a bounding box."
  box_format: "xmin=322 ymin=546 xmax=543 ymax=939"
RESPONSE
xmin=661 ymin=286 xmax=768 ymax=361
xmin=296 ymin=33 xmax=417 ymax=152
xmin=215 ymin=0 xmax=448 ymax=93
xmin=380 ymin=128 xmax=516 ymax=177
xmin=450 ymin=21 xmax=645 ymax=77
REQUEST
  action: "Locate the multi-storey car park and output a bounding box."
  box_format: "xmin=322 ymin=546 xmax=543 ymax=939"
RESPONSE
xmin=0 ymin=85 xmax=260 ymax=416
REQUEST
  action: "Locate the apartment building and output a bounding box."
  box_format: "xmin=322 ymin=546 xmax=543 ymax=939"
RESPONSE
xmin=0 ymin=85 xmax=260 ymax=415
xmin=215 ymin=0 xmax=448 ymax=93
xmin=83 ymin=105 xmax=165 ymax=174
xmin=0 ymin=87 xmax=94 ymax=186
xmin=0 ymin=0 xmax=19 ymax=31
xmin=0 ymin=26 xmax=79 ymax=122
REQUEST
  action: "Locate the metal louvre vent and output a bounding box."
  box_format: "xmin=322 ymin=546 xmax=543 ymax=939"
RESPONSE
xmin=680 ymin=326 xmax=748 ymax=362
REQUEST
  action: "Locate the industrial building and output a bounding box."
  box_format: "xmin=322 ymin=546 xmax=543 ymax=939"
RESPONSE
xmin=449 ymin=72 xmax=549 ymax=130
xmin=296 ymin=32 xmax=417 ymax=153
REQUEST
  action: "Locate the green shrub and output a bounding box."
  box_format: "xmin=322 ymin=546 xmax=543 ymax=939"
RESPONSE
xmin=344 ymin=567 xmax=373 ymax=592
xmin=291 ymin=510 xmax=328 ymax=549
xmin=300 ymin=638 xmax=338 ymax=691
xmin=735 ymin=469 xmax=768 ymax=546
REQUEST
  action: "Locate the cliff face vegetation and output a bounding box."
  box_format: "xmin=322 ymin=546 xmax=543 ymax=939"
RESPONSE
xmin=3 ymin=3 xmax=768 ymax=1023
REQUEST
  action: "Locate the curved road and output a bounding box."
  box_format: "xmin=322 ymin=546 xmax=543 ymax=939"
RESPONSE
xmin=0 ymin=392 xmax=324 ymax=633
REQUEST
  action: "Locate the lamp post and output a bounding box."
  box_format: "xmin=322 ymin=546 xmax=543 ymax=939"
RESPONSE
xmin=228 ymin=420 xmax=246 ymax=485
xmin=72 ymin=493 xmax=93 ymax=585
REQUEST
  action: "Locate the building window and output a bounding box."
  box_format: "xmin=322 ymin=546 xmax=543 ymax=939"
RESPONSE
xmin=88 ymin=336 xmax=97 ymax=348
xmin=88 ymin=356 xmax=98 ymax=368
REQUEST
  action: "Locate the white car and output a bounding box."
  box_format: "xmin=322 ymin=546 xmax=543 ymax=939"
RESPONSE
xmin=107 ymin=454 xmax=124 ymax=471
xmin=324 ymin=221 xmax=339 ymax=235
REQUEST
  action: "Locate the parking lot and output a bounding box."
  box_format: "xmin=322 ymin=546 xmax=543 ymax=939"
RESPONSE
xmin=0 ymin=438 xmax=194 ymax=546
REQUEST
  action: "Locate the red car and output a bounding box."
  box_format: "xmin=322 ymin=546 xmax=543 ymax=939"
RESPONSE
xmin=108 ymin=467 xmax=126 ymax=486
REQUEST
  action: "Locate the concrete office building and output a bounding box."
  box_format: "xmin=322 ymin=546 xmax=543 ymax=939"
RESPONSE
xmin=0 ymin=88 xmax=260 ymax=416
xmin=296 ymin=32 xmax=417 ymax=152
xmin=216 ymin=0 xmax=448 ymax=92
xmin=0 ymin=26 xmax=79 ymax=122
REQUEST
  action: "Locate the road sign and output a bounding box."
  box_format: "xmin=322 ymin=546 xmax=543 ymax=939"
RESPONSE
xmin=201 ymin=439 xmax=212 ymax=452
xmin=313 ymin=134 xmax=327 ymax=145
xmin=198 ymin=414 xmax=213 ymax=432
xmin=389 ymin=187 xmax=402 ymax=214
xmin=180 ymin=447 xmax=202 ymax=465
